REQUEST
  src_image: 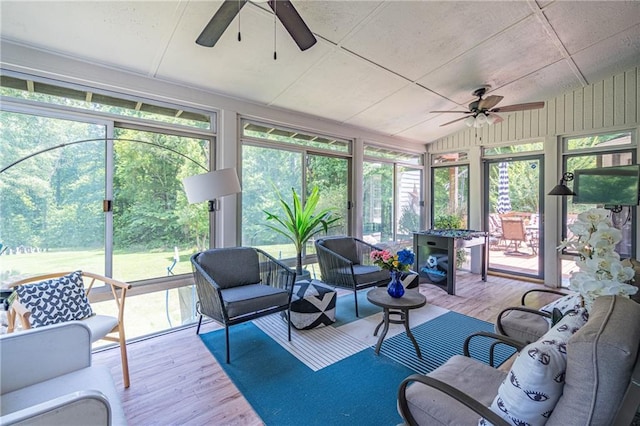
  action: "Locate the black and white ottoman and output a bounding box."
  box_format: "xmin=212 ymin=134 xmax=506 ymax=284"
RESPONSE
xmin=289 ymin=280 xmax=337 ymax=330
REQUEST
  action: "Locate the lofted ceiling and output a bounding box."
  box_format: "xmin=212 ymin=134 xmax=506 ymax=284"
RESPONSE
xmin=1 ymin=0 xmax=639 ymax=144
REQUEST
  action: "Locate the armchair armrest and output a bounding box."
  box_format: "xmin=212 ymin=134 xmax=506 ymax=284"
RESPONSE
xmin=398 ymin=374 xmax=509 ymax=426
xmin=495 ymin=305 xmax=551 ymax=336
xmin=521 ymin=288 xmax=567 ymax=306
xmin=190 ymin=256 xmax=226 ymax=323
xmin=463 ymin=330 xmax=526 ymax=367
xmin=0 ymin=390 xmax=111 ymax=426
xmin=255 ymin=248 xmax=296 ymax=291
xmin=0 ymin=322 xmax=92 ymax=394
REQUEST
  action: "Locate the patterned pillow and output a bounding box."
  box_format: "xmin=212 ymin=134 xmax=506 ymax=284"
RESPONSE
xmin=16 ymin=271 xmax=94 ymax=327
xmin=481 ymin=308 xmax=589 ymax=426
xmin=540 ymin=293 xmax=583 ymax=325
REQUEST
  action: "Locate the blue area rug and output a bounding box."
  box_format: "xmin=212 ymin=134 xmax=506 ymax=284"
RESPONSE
xmin=379 ymin=311 xmax=517 ymax=374
xmin=200 ymin=322 xmax=412 ymax=426
xmin=200 ymin=307 xmax=516 ymax=425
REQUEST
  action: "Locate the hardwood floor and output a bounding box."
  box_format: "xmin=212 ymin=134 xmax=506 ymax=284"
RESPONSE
xmin=93 ymin=273 xmax=559 ymax=425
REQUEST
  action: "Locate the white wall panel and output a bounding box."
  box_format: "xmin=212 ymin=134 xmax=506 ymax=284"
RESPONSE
xmin=429 ymin=67 xmax=638 ymax=152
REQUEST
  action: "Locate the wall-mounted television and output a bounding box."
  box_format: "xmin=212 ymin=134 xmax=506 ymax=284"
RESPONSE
xmin=573 ymin=164 xmax=640 ymax=206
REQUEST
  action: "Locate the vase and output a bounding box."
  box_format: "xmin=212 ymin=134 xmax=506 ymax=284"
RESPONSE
xmin=387 ymin=270 xmax=405 ymax=298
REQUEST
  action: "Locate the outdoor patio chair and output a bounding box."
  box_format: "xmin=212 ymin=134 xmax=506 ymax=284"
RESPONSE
xmin=315 ymin=236 xmax=389 ymax=317
xmin=190 ymin=247 xmax=296 ymax=363
xmin=500 ymin=216 xmax=529 ymax=255
xmin=7 ymin=271 xmax=132 ymax=388
xmin=398 ymin=295 xmax=640 ymax=425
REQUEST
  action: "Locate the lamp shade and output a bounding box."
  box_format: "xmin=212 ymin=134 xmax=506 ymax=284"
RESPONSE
xmin=548 ymin=184 xmax=576 ymax=196
xmin=182 ymin=168 xmax=241 ymax=204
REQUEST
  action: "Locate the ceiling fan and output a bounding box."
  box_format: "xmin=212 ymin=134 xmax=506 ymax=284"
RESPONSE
xmin=196 ymin=0 xmax=317 ymax=51
xmin=432 ymin=86 xmax=545 ymax=127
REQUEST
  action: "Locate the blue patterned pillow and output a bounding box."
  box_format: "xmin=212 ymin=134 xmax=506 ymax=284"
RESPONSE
xmin=16 ymin=271 xmax=94 ymax=327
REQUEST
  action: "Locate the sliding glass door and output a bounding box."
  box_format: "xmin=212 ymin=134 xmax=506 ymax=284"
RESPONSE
xmin=484 ymin=156 xmax=544 ymax=279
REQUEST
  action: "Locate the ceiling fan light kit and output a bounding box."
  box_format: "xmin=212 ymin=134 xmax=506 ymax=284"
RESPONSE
xmin=433 ymin=86 xmax=545 ymax=128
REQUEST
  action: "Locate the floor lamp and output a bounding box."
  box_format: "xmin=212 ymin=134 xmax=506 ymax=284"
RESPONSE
xmin=182 ymin=168 xmax=241 ymax=248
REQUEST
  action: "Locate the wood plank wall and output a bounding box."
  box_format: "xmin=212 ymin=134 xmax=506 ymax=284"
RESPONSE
xmin=429 ymin=67 xmax=640 ymax=152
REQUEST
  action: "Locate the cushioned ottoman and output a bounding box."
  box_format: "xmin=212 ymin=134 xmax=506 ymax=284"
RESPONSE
xmin=290 ymin=280 xmax=337 ymax=330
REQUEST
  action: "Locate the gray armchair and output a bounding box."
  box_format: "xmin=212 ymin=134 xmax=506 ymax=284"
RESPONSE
xmin=191 ymin=247 xmax=296 ymax=363
xmin=495 ymin=288 xmax=568 ymax=344
xmin=315 ymin=236 xmax=389 ymax=317
xmin=398 ymin=295 xmax=640 ymax=425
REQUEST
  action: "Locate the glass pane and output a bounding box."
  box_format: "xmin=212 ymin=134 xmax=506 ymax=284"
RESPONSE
xmin=397 ymin=166 xmax=422 ymax=243
xmin=484 ymin=142 xmax=543 ymax=156
xmin=1 ymin=75 xmax=212 ymax=130
xmin=111 ymin=128 xmax=210 ymax=281
xmin=486 ymin=159 xmax=542 ymax=278
xmin=431 ymin=165 xmax=469 ymax=228
xmin=565 ymin=131 xmax=632 ymax=151
xmin=306 ymin=154 xmax=349 ymax=244
xmin=242 ymin=120 xmax=349 ymax=154
xmin=0 ymin=111 xmax=106 ymax=283
xmin=565 ymin=151 xmax=634 ymax=258
xmin=432 ymin=152 xmax=468 ymax=164
xmin=241 ymin=144 xmax=301 ymax=260
xmin=363 ymin=161 xmax=394 ymax=244
xmin=364 ymin=145 xmax=422 ymax=165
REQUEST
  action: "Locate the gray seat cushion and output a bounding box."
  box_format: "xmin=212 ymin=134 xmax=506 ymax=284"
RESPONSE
xmin=221 ymin=284 xmax=289 ymax=318
xmin=338 ymin=264 xmax=388 ymax=286
xmin=496 ymin=309 xmax=549 ymax=344
xmin=196 ymin=248 xmax=260 ymax=289
xmin=404 ymin=355 xmax=506 ymax=425
xmin=549 ymin=295 xmax=640 ymax=425
xmin=321 ymin=237 xmax=360 ymax=264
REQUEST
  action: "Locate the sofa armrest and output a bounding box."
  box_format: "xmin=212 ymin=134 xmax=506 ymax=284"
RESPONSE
xmin=0 ymin=390 xmax=111 ymax=426
xmin=1 ymin=322 xmax=92 ymax=394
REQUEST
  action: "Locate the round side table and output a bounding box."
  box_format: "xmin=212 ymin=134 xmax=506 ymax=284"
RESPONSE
xmin=366 ymin=288 xmax=427 ymax=358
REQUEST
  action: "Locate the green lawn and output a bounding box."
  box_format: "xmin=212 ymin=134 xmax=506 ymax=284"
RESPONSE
xmin=0 ymin=244 xmax=303 ymax=341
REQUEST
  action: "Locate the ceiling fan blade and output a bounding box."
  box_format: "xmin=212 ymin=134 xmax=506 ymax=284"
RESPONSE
xmin=491 ymin=101 xmax=545 ymax=113
xmin=478 ymin=95 xmax=503 ymax=110
xmin=196 ymin=0 xmax=248 ymax=47
xmin=267 ymin=0 xmax=317 ymax=51
xmin=430 ymin=110 xmax=470 ymax=114
xmin=440 ymin=115 xmax=472 ymax=127
xmin=488 ymin=112 xmax=503 ymax=125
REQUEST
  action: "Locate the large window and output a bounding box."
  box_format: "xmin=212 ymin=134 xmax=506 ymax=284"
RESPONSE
xmin=0 ymin=73 xmax=215 ymax=339
xmin=431 ymin=163 xmax=469 ymax=229
xmin=241 ymin=120 xmax=350 ymax=269
xmin=363 ymin=146 xmax=423 ymax=246
xmin=562 ymin=132 xmax=636 ymax=257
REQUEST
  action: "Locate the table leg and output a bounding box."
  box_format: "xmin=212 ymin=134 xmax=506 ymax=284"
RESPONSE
xmin=403 ymin=309 xmax=422 ymax=359
xmin=374 ymin=308 xmax=390 ymax=355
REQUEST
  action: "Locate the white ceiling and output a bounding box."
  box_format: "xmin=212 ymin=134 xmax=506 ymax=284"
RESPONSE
xmin=1 ymin=0 xmax=640 ymax=144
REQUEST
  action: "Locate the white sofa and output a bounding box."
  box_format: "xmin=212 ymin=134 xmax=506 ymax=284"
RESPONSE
xmin=0 ymin=322 xmax=126 ymax=425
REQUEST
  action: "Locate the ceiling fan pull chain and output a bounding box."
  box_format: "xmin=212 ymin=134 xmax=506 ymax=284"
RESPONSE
xmin=237 ymin=0 xmax=242 ymax=42
xmin=273 ymin=1 xmax=277 ymax=60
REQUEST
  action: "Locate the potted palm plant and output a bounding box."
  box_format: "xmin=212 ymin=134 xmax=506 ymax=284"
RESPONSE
xmin=264 ymin=186 xmax=340 ymax=279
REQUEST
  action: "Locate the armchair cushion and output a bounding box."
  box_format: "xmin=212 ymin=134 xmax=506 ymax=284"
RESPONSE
xmin=321 ymin=237 xmax=360 ymax=264
xmin=496 ymin=309 xmax=550 ymax=344
xmin=486 ymin=308 xmax=588 ymax=426
xmin=15 ymin=271 xmax=93 ymax=327
xmin=349 ymin=265 xmax=389 ymax=286
xmin=404 ymin=355 xmax=506 ymax=425
xmin=221 ymin=284 xmax=290 ymax=318
xmin=196 ymin=248 xmax=260 ymax=289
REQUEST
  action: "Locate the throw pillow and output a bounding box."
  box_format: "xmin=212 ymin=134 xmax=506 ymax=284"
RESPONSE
xmin=16 ymin=271 xmax=94 ymax=327
xmin=481 ymin=308 xmax=589 ymax=426
xmin=540 ymin=293 xmax=583 ymax=325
